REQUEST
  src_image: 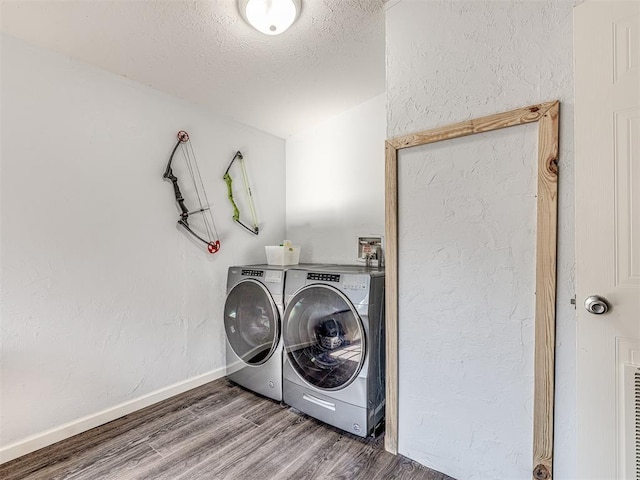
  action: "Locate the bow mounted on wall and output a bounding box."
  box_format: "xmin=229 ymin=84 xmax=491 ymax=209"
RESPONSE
xmin=223 ymin=150 xmax=259 ymax=235
xmin=163 ymin=130 xmax=221 ymax=254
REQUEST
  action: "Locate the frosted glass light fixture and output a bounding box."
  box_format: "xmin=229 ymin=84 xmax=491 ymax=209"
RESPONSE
xmin=240 ymin=0 xmax=301 ymax=35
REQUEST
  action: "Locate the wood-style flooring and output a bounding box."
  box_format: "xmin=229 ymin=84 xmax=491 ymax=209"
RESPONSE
xmin=0 ymin=377 xmax=451 ymax=480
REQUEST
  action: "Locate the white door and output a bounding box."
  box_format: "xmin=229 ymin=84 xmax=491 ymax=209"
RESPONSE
xmin=575 ymin=1 xmax=640 ymax=478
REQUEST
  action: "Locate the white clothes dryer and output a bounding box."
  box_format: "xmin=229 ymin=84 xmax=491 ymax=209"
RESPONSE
xmin=282 ymin=265 xmax=385 ymax=437
xmin=224 ymin=264 xmax=333 ymax=402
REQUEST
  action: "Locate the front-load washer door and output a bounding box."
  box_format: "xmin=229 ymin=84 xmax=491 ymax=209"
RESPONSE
xmin=283 ymin=284 xmax=365 ymax=391
xmin=224 ymin=279 xmax=279 ymax=366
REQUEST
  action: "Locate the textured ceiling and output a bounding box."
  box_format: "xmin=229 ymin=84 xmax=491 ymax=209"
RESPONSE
xmin=0 ymin=0 xmax=386 ymax=138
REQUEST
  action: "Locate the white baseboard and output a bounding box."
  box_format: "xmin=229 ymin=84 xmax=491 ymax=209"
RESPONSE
xmin=0 ymin=367 xmax=226 ymax=464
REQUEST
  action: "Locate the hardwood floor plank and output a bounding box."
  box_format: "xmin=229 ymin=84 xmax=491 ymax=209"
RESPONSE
xmin=148 ymin=394 xmax=258 ymax=457
xmin=315 ymin=436 xmax=380 ymax=480
xmin=369 ymin=454 xmax=452 ymax=480
xmin=173 ymin=408 xmax=306 ymax=479
xmin=128 ymin=416 xmax=259 ymax=480
xmin=65 ymin=443 xmax=161 ymax=480
xmin=277 ymin=426 xmax=353 ymax=479
xmin=20 ymin=443 xmax=160 ymax=480
xmin=239 ymin=396 xmax=288 ymax=426
xmin=186 ymin=380 xmax=247 ymax=417
xmin=217 ymin=415 xmax=327 ymax=479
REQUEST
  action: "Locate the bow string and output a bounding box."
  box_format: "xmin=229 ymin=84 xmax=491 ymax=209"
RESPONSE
xmin=163 ymin=130 xmax=221 ymax=254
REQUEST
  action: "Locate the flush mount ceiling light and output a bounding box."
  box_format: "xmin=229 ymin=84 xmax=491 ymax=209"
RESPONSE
xmin=239 ymin=0 xmax=301 ymax=35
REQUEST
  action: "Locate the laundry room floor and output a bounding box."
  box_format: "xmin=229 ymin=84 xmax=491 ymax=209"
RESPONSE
xmin=0 ymin=377 xmax=452 ymax=480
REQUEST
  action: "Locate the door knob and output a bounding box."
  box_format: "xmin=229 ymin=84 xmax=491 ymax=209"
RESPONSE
xmin=584 ymin=295 xmax=610 ymax=315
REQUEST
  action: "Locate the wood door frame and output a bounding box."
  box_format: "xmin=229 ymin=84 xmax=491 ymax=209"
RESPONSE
xmin=384 ymin=101 xmax=560 ymax=480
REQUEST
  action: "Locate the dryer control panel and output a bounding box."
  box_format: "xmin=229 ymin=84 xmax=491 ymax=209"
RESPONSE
xmin=241 ymin=269 xmax=264 ymax=277
xmin=307 ymin=272 xmax=340 ymax=282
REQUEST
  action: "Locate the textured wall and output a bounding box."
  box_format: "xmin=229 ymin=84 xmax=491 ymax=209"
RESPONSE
xmin=286 ymin=95 xmax=386 ymax=264
xmin=386 ymin=1 xmax=575 ymax=479
xmin=0 ymin=35 xmax=285 ymax=450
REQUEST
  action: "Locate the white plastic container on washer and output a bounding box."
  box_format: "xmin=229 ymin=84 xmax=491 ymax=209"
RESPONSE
xmin=265 ymin=241 xmax=300 ymax=265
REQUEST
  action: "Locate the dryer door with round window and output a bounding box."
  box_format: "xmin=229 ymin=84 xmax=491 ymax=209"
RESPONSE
xmin=283 ymin=284 xmax=365 ymax=390
xmin=224 ymin=279 xmax=279 ymax=366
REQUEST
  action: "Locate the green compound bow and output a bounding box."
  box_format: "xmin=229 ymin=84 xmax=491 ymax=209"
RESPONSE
xmin=223 ymin=151 xmax=259 ymax=235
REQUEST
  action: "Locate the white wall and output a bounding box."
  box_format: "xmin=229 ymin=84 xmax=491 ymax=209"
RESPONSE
xmin=386 ymin=1 xmax=575 ymax=479
xmin=0 ymin=35 xmax=285 ymax=460
xmin=286 ymin=95 xmax=386 ymax=264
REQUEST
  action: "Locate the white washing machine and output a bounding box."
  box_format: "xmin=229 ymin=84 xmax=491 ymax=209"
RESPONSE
xmin=282 ymin=265 xmax=385 ymax=437
xmin=223 ymin=264 xmax=332 ymax=401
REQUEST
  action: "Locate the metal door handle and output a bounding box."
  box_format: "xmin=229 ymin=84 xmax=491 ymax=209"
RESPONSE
xmin=584 ymin=295 xmax=610 ymax=315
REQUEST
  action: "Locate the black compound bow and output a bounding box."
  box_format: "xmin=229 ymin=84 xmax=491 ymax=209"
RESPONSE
xmin=163 ymin=130 xmax=221 ymax=254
